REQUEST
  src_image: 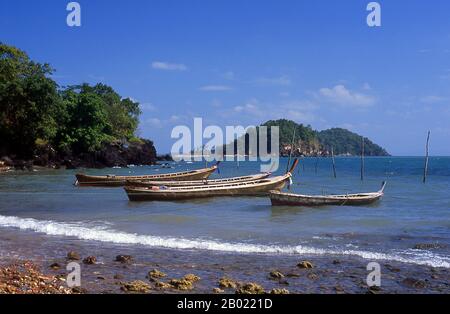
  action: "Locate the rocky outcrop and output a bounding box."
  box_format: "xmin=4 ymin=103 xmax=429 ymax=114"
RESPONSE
xmin=235 ymin=282 xmax=265 ymax=294
xmin=120 ymin=280 xmax=151 ymax=293
xmin=147 ymin=269 xmax=167 ymax=280
xmin=115 ymin=255 xmax=133 ymax=264
xmin=1 ymin=138 xmax=165 ymax=170
xmin=219 ymin=277 xmax=238 ymax=289
xmin=83 ymin=256 xmax=97 ymax=265
xmin=67 ymin=251 xmax=80 ymax=261
xmin=297 ymin=261 xmax=314 ymax=269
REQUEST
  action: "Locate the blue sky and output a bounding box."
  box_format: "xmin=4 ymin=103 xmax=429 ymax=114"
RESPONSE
xmin=1 ymin=0 xmax=449 ymax=155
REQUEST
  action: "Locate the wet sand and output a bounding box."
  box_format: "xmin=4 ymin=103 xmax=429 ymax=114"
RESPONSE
xmin=0 ymin=230 xmax=448 ymax=294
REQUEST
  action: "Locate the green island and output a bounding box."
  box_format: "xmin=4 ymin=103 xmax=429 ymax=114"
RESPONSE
xmin=263 ymin=119 xmax=389 ymax=157
xmin=225 ymin=119 xmax=389 ymax=157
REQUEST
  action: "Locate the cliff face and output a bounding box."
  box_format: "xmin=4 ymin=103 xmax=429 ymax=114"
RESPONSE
xmin=1 ymin=139 xmax=159 ymax=170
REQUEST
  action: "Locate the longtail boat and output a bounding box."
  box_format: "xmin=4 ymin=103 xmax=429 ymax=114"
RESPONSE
xmin=125 ymin=160 xmax=299 ymax=201
xmin=75 ymin=164 xmax=218 ymax=187
xmin=126 ymin=172 xmax=271 ymax=187
xmin=270 ymin=182 xmax=386 ymax=206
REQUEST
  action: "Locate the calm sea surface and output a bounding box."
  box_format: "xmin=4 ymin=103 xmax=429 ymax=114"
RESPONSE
xmin=0 ymin=157 xmax=449 ymax=268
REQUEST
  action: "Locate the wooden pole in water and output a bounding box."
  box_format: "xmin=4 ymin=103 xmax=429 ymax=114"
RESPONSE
xmin=315 ymin=155 xmax=319 ymax=174
xmin=331 ymin=147 xmax=337 ymax=178
xmin=286 ymin=128 xmax=296 ymax=173
xmin=423 ymin=131 xmax=430 ymax=183
xmin=360 ymin=136 xmax=365 ymax=181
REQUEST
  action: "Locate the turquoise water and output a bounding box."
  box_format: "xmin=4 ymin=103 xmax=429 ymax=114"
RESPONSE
xmin=0 ymin=157 xmax=449 ymax=268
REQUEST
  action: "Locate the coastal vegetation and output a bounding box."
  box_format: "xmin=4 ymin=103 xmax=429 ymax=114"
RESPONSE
xmin=263 ymin=119 xmax=389 ymax=156
xmin=0 ymin=42 xmax=158 ymax=168
xmin=226 ymin=119 xmax=389 ymax=157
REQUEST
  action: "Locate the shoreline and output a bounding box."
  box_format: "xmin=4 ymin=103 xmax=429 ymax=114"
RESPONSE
xmin=0 ymin=230 xmax=448 ymax=294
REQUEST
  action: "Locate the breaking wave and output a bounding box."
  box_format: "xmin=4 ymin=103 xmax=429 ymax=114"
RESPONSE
xmin=0 ymin=214 xmax=449 ymax=268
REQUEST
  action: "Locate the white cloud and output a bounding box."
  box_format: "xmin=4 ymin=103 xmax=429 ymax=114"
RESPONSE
xmin=146 ymin=118 xmax=163 ymax=128
xmin=199 ymin=85 xmax=233 ymax=91
xmin=254 ymin=75 xmax=292 ymax=86
xmin=318 ymin=85 xmax=375 ymax=107
xmin=140 ymin=102 xmax=158 ymax=112
xmin=233 ymin=101 xmax=263 ymax=116
xmin=151 ymin=61 xmax=187 ymax=71
xmin=230 ymin=98 xmax=316 ymax=123
xmin=222 ymin=71 xmax=235 ymax=80
xmin=420 ymin=95 xmax=447 ymax=104
xmin=169 ymin=115 xmax=180 ymax=123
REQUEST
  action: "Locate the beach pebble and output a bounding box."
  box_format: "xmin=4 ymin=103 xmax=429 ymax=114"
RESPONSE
xmin=367 ymin=286 xmax=381 ymax=294
xmin=213 ymin=287 xmax=225 ymax=293
xmin=297 ymin=261 xmax=314 ymax=269
xmin=219 ymin=277 xmax=238 ymax=289
xmin=169 ymin=278 xmax=193 ymax=290
xmin=67 ymin=251 xmax=80 ymax=261
xmin=83 ymin=256 xmax=97 ymax=265
xmin=121 ymin=280 xmax=151 ymax=293
xmin=307 ymin=273 xmax=318 ymax=280
xmin=270 ymin=288 xmax=290 ymax=294
xmin=236 ymin=282 xmax=265 ymax=294
xmin=286 ymin=273 xmax=300 ymax=278
xmin=113 ymin=274 xmax=124 ymax=280
xmin=49 ymin=262 xmax=61 ymax=270
xmin=334 ymin=286 xmax=345 ymax=294
xmin=183 ymin=274 xmax=200 ymax=282
xmin=385 ymin=264 xmax=401 ymax=273
xmin=402 ymin=278 xmax=426 ymax=289
xmin=269 ymin=270 xmax=285 ymax=279
xmin=154 ymin=280 xmax=172 ymax=289
xmin=147 ymin=269 xmax=166 ymax=279
xmin=115 ymin=255 xmax=133 ymax=263
xmin=278 ymin=279 xmax=289 ymax=285
xmin=71 ymin=286 xmax=87 ymax=294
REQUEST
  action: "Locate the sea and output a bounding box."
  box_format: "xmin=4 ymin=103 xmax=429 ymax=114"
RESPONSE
xmin=0 ymin=157 xmax=449 ymax=270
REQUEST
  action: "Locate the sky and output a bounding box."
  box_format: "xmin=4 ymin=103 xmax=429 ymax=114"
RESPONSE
xmin=1 ymin=0 xmax=450 ymax=155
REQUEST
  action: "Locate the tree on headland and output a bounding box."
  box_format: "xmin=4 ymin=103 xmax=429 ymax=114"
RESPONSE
xmin=0 ymin=43 xmax=60 ymax=157
xmin=0 ymin=42 xmax=153 ymax=166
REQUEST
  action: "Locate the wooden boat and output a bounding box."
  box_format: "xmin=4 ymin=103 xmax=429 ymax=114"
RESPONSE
xmin=126 ymin=173 xmax=271 ymax=187
xmin=269 ymin=182 xmax=387 ymax=206
xmin=75 ymin=164 xmax=218 ymax=187
xmin=125 ymin=160 xmax=299 ymax=201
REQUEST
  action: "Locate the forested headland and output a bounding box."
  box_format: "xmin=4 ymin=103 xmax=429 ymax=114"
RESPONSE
xmin=0 ymin=43 xmax=167 ymax=169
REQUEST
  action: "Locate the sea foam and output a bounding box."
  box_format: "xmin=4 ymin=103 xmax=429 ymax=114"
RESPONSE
xmin=0 ymin=214 xmax=449 ymax=268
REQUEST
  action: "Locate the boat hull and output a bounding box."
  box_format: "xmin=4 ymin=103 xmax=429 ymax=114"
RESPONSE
xmin=269 ymin=186 xmax=385 ymax=207
xmin=125 ymin=176 xmax=289 ymax=201
xmin=75 ymin=166 xmax=217 ymax=187
xmin=127 ymin=173 xmax=271 ymax=187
